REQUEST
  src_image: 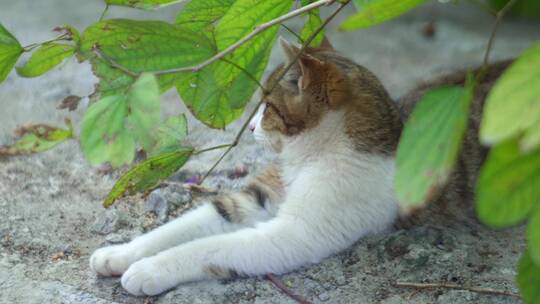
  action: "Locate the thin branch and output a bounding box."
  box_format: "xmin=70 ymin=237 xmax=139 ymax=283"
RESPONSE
xmin=22 ymin=33 xmax=70 ymax=52
xmin=281 ymin=24 xmax=304 ymax=43
xmin=394 ymin=281 xmax=521 ymax=299
xmin=198 ymin=0 xmax=351 ymax=183
xmin=266 ymin=273 xmax=312 ymax=304
xmin=89 ymin=0 xmax=337 ymax=77
xmin=482 ymin=0 xmax=518 ymax=68
xmin=220 ymin=58 xmax=268 ymax=94
xmin=99 ymin=4 xmax=110 ymax=21
xmin=91 ymin=45 xmax=139 ymax=77
xmin=194 ymin=144 xmax=232 ymax=155
xmin=156 ymin=0 xmax=336 ymax=75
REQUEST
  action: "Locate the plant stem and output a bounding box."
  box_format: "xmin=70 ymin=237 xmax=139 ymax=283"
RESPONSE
xmin=198 ymin=0 xmax=351 ymax=183
xmin=99 ymin=4 xmax=110 ymax=21
xmin=194 ymin=144 xmax=232 ymax=155
xmin=90 ymin=0 xmax=337 ymax=77
xmin=266 ymin=273 xmax=311 ymax=304
xmin=91 ymin=46 xmax=139 ymax=77
xmin=22 ymin=33 xmax=70 ymax=52
xmin=281 ymin=24 xmax=304 ymax=43
xmin=220 ymin=58 xmax=268 ymax=94
xmin=394 ymin=281 xmax=521 ymax=299
xmin=482 ymin=0 xmax=518 ymax=68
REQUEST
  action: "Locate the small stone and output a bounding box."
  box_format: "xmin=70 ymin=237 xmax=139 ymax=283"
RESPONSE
xmin=145 ymin=189 xmax=169 ymax=221
xmin=91 ymin=209 xmax=129 ymax=235
xmin=335 ymin=276 xmax=347 ymax=286
xmin=318 ymin=292 xmax=330 ymax=302
xmin=165 ymin=184 xmax=192 ymax=207
xmin=105 ymin=233 xmax=127 ymax=244
xmin=145 ymin=185 xmax=192 ymax=221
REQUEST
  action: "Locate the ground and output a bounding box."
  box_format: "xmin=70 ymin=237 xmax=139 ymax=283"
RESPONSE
xmin=1 ymin=1 xmax=539 ymax=303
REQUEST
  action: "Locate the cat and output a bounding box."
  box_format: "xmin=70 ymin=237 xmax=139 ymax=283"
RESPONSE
xmin=89 ymin=38 xmax=509 ymax=296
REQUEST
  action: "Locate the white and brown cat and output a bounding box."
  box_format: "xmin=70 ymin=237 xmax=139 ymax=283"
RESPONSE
xmin=89 ymin=38 xmax=508 ymax=296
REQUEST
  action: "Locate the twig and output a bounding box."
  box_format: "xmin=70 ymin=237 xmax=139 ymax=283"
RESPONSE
xmin=99 ymin=4 xmax=110 ymax=21
xmin=198 ymin=0 xmax=351 ymax=183
xmin=91 ymin=45 xmax=139 ymax=77
xmin=266 ymin=273 xmax=312 ymax=304
xmin=91 ymin=0 xmax=337 ymax=77
xmin=482 ymin=0 xmax=518 ymax=68
xmin=394 ymin=281 xmax=521 ymax=299
xmin=22 ymin=33 xmax=70 ymax=52
xmin=194 ymin=144 xmax=232 ymax=155
xmin=220 ymin=58 xmax=268 ymax=94
xmin=281 ymin=24 xmax=304 ymax=43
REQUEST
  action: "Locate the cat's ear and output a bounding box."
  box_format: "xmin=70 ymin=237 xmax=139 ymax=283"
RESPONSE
xmin=279 ymin=37 xmax=301 ymax=65
xmin=298 ymin=54 xmax=348 ymax=107
xmin=298 ymin=54 xmax=323 ymax=90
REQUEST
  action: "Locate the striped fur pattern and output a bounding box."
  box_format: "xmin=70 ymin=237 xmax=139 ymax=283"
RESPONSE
xmin=89 ymin=39 xmax=503 ymax=297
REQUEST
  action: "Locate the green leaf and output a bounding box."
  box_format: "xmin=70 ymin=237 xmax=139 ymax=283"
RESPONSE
xmin=395 ymin=83 xmax=473 ymax=210
xmin=300 ymin=9 xmax=324 ymax=47
xmin=125 ymin=73 xmax=161 ymax=152
xmin=480 ymin=42 xmax=540 ymax=146
xmin=518 ymin=250 xmax=540 ymax=304
xmin=0 ymin=121 xmax=73 ymax=156
xmin=523 ymin=116 xmax=540 ymax=154
xmin=476 ymin=140 xmax=540 ymax=227
xmin=529 ymin=207 xmax=540 ymax=265
xmin=177 ymin=0 xmax=293 ymax=128
xmin=340 ymin=0 xmax=426 ymax=31
xmin=175 ymin=0 xmax=236 ymax=32
xmin=80 ymin=19 xmax=215 ymax=99
xmin=16 ymin=43 xmax=75 ymax=77
xmin=0 ymin=23 xmax=23 ymax=83
xmin=80 ymin=73 xmax=162 ymax=166
xmin=176 ymin=66 xmax=244 ymax=128
xmin=104 ymin=147 xmax=193 ymax=207
xmin=105 ymin=0 xmax=184 ymax=9
xmin=89 ymin=58 xmax=136 ymax=99
xmin=81 ymin=19 xmax=214 ymax=71
xmin=150 ymin=114 xmax=188 ymax=155
xmin=80 ymin=94 xmax=135 ymax=167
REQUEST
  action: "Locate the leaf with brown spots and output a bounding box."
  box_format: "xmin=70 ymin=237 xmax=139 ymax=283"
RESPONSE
xmin=104 ymin=147 xmax=193 ymax=207
xmin=79 ymin=19 xmax=214 ymax=100
xmin=0 ymin=119 xmax=74 ymax=156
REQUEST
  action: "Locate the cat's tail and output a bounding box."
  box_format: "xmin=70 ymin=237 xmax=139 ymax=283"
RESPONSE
xmin=395 ymin=60 xmax=513 ymax=228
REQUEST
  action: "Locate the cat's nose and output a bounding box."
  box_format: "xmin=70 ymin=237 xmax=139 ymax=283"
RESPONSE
xmin=248 ymin=122 xmax=256 ymax=132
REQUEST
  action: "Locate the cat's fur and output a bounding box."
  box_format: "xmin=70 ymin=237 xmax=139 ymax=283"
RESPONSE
xmin=90 ymin=39 xmax=509 ymax=296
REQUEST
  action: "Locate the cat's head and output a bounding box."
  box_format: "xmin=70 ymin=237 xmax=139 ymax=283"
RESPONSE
xmin=249 ymin=38 xmax=402 ymax=155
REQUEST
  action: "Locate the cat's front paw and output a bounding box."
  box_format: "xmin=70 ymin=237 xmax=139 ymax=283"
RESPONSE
xmin=121 ymin=258 xmax=176 ymax=296
xmin=90 ymin=244 xmax=141 ymax=276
